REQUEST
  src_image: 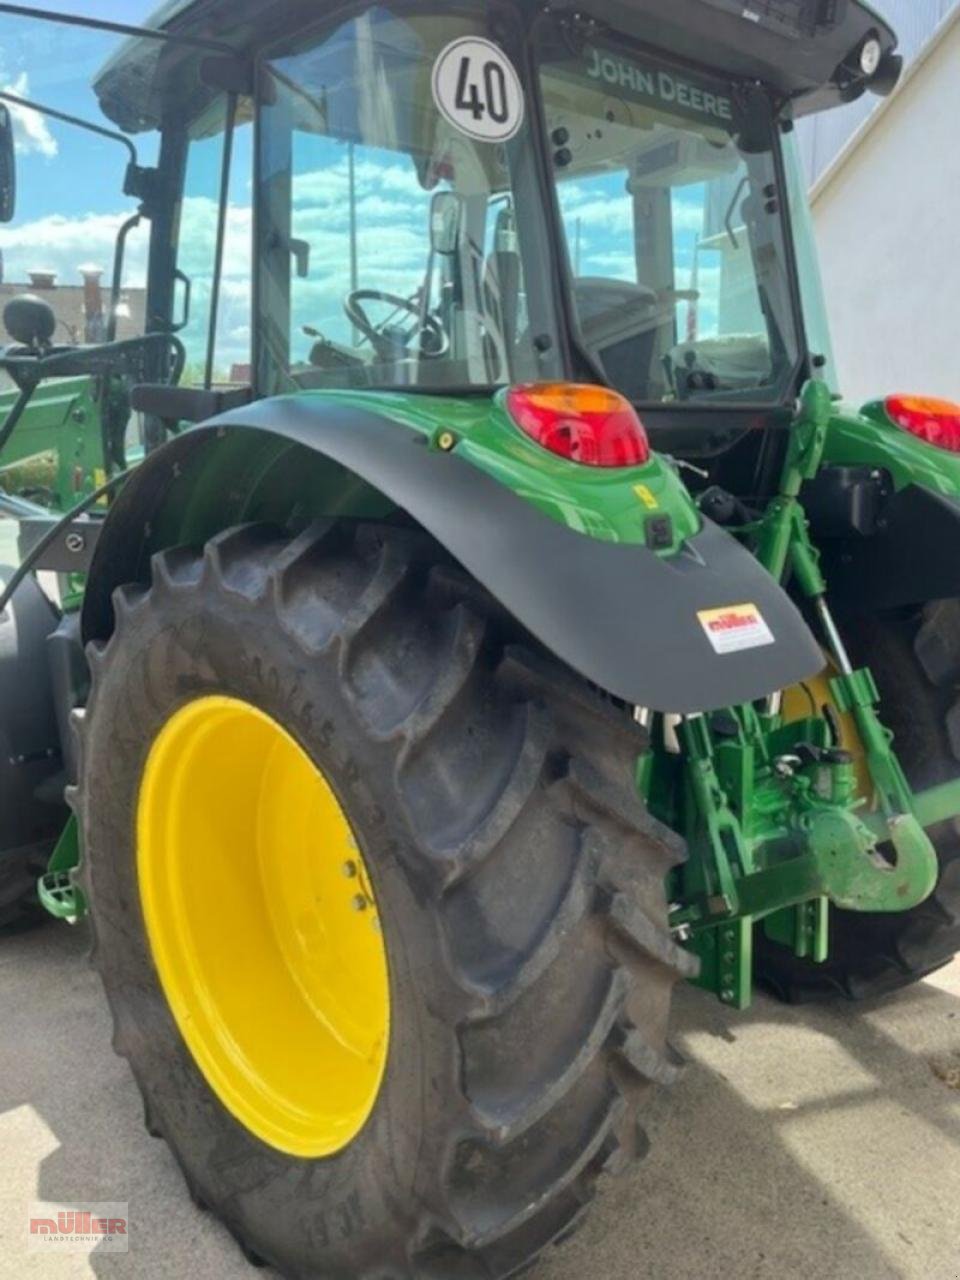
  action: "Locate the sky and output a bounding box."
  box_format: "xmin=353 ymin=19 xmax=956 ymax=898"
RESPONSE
xmin=0 ymin=0 xmax=158 ymax=234
xmin=0 ymin=1 xmax=250 ymax=373
xmin=0 ymin=3 xmax=160 ymax=227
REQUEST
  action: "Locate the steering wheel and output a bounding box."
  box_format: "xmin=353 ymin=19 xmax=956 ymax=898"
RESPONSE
xmin=343 ymin=289 xmax=449 ymax=361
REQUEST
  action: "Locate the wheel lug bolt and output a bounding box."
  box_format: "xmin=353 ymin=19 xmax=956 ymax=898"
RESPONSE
xmin=352 ymin=894 xmax=368 ymax=912
xmin=343 ymin=861 xmax=358 ymax=878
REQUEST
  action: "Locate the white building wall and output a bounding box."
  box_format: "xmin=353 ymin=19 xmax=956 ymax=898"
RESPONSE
xmin=797 ymin=0 xmax=959 ymax=184
xmin=809 ymin=11 xmax=960 ymax=405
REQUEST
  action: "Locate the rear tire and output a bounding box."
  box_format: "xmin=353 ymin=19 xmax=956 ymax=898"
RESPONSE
xmin=78 ymin=521 xmax=694 ymax=1278
xmin=757 ymin=601 xmax=960 ymax=1002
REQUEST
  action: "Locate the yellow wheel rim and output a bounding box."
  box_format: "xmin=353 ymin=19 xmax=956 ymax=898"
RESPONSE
xmin=137 ymin=696 xmax=390 ymax=1157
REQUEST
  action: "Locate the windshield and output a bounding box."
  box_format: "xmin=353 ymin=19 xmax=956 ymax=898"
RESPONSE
xmin=537 ymin=26 xmax=802 ymax=406
xmin=259 ymin=5 xmax=555 ymax=395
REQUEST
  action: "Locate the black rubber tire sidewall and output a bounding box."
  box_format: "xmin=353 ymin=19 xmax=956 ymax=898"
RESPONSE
xmin=81 ymin=523 xmax=688 ymax=1278
xmin=83 ymin=569 xmax=456 ymax=1276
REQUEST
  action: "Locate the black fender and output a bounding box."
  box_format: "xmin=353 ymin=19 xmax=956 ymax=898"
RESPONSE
xmin=82 ymin=395 xmax=822 ymax=713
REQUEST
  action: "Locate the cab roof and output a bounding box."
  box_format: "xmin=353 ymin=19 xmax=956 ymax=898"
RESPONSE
xmin=94 ymin=0 xmax=898 ymax=133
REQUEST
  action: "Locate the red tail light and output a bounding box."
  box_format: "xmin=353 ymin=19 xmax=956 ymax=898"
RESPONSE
xmin=884 ymin=395 xmax=960 ymax=453
xmin=504 ymin=383 xmax=650 ymax=468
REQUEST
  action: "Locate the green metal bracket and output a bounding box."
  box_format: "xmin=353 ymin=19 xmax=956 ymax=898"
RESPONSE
xmin=912 ymin=776 xmax=960 ymax=831
xmin=677 ymin=715 xmax=750 ymax=917
xmin=654 ymin=381 xmax=954 ymax=1007
xmin=689 ymin=920 xmax=753 ymax=1009
xmin=667 ymin=681 xmax=941 ymax=1004
xmin=753 ymin=379 xmax=833 ymax=581
xmin=37 ymin=816 xmax=85 ymax=922
xmin=678 ymin=803 xmax=932 ymax=933
xmin=763 ymin=897 xmax=828 ymax=962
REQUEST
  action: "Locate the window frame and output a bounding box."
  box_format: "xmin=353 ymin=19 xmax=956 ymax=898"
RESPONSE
xmin=165 ymin=92 xmax=243 ymax=391
xmin=529 ymin=11 xmax=815 ymax=412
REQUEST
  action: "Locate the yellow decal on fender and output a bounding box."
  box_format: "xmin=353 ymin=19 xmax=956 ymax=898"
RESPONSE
xmin=698 ymin=603 xmax=775 ymax=655
xmin=633 ymin=483 xmax=659 ymax=510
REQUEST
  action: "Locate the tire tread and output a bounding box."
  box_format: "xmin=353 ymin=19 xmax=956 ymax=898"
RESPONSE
xmin=76 ymin=520 xmax=687 ymax=1278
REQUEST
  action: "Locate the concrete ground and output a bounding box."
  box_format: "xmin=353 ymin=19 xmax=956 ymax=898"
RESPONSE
xmin=0 ymin=919 xmax=957 ymax=1280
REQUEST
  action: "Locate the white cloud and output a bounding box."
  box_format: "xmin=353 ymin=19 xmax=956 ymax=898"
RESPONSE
xmin=177 ymin=197 xmax=252 ymax=282
xmin=0 ymin=198 xmax=256 ymax=373
xmin=0 ymin=209 xmax=148 ymax=285
xmin=560 ymin=186 xmax=707 ymax=238
xmin=675 ymin=263 xmax=722 ymax=294
xmin=3 ymin=72 xmax=57 ymax=159
xmin=673 ymin=200 xmax=708 ymax=234
xmin=291 ymin=156 xmax=431 ymax=211
xmin=293 ymin=193 xmax=421 ymax=232
xmin=577 ymin=250 xmax=637 ymax=280
xmin=560 ymin=194 xmax=634 ymax=235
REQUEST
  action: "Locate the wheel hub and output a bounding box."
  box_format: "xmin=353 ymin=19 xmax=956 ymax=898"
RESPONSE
xmin=137 ymin=696 xmax=390 ymax=1157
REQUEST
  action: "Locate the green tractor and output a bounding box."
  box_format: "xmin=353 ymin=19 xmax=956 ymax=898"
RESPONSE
xmin=2 ymin=0 xmax=959 ymax=1273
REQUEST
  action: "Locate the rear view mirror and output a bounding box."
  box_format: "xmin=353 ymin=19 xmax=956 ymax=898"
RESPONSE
xmin=870 ymin=51 xmax=903 ymax=98
xmin=429 ymin=191 xmax=462 ymax=256
xmin=0 ymin=103 xmax=15 ymax=223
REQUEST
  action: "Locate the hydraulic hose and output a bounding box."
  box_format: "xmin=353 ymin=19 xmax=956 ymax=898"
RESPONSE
xmin=0 ymin=469 xmax=130 ymax=620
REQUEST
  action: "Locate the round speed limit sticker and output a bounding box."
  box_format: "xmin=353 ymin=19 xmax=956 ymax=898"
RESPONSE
xmin=432 ymin=37 xmax=524 ymax=143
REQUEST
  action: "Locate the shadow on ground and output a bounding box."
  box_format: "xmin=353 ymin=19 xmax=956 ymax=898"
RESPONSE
xmin=1 ymin=920 xmax=958 ymax=1279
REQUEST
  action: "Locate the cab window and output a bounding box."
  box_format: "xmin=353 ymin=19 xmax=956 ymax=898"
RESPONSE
xmin=540 ymin=34 xmax=800 ymax=405
xmin=259 ymin=6 xmax=544 ymax=393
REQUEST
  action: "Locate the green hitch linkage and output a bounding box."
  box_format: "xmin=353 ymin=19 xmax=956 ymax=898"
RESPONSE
xmin=765 ymin=380 xmax=941 ymax=911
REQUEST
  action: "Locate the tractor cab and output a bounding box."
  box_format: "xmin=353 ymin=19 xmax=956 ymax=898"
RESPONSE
xmin=0 ymin=0 xmax=900 ymax=504
xmin=108 ymin=1 xmax=901 ymax=475
xmin=109 ymin=0 xmax=895 ymax=417
xmin=9 ymin=8 xmax=960 ymax=1277
xmin=245 ymin=12 xmax=815 ymax=406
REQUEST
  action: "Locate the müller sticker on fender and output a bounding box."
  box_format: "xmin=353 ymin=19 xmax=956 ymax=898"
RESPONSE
xmin=698 ymin=603 xmax=775 ymax=655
